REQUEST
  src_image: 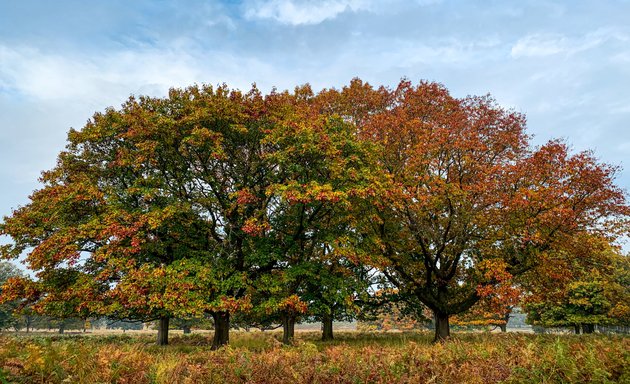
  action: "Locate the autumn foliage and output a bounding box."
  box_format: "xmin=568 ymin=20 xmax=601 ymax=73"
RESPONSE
xmin=0 ymin=78 xmax=627 ymax=347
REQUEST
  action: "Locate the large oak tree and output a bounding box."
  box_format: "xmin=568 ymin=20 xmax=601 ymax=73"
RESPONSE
xmin=1 ymin=85 xmax=292 ymax=347
xmin=326 ymin=79 xmax=628 ymax=341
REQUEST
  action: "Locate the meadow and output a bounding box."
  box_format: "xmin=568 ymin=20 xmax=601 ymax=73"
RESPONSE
xmin=0 ymin=331 xmax=627 ymax=383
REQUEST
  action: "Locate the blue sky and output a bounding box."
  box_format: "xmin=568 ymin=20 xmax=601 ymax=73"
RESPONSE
xmin=1 ymin=0 xmax=629 ymax=229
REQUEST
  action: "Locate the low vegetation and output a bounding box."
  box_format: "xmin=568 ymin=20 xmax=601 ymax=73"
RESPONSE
xmin=0 ymin=332 xmax=627 ymax=383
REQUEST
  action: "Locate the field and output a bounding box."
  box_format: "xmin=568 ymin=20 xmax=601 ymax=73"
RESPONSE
xmin=0 ymin=331 xmax=627 ymax=383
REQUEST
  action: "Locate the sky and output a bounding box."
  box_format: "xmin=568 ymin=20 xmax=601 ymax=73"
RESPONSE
xmin=0 ymin=0 xmax=629 ymax=234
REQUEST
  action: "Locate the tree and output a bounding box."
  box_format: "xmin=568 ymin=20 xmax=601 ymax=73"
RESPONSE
xmin=0 ymin=262 xmax=24 ymax=331
xmin=0 ymin=97 xmax=216 ymax=345
xmin=523 ymin=234 xmax=630 ymax=333
xmin=303 ymin=252 xmax=373 ymax=341
xmin=0 ymin=85 xmax=298 ymax=347
xmin=450 ymin=273 xmax=522 ymax=332
xmin=256 ymin=91 xmax=376 ymax=343
xmin=328 ymin=79 xmax=628 ymax=341
xmin=0 ymin=83 xmax=372 ymax=348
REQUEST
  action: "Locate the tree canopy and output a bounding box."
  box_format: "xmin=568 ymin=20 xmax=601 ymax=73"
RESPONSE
xmin=319 ymin=79 xmax=628 ymax=340
xmin=1 ymin=79 xmax=627 ymax=345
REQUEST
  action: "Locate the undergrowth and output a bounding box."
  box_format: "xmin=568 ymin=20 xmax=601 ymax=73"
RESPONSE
xmin=0 ymin=331 xmax=627 ymax=383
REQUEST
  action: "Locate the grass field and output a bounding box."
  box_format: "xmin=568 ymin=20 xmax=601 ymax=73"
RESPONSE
xmin=0 ymin=331 xmax=627 ymax=383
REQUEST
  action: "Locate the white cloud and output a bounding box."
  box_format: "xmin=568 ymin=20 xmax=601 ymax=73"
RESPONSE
xmin=243 ymin=0 xmax=374 ymax=25
xmin=241 ymin=0 xmax=443 ymax=25
xmin=0 ymin=45 xmax=289 ymax=107
xmin=510 ymin=28 xmax=629 ymax=58
xmin=511 ymin=34 xmax=569 ymax=58
xmin=0 ymin=45 xmax=207 ymax=103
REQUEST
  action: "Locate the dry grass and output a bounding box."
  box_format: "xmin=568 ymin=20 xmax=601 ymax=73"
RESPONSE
xmin=0 ymin=331 xmax=627 ymax=383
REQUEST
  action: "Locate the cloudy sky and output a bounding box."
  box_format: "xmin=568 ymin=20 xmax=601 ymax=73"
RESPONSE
xmin=1 ymin=0 xmax=629 ymax=224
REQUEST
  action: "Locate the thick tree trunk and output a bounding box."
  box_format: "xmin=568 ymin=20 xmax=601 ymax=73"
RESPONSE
xmin=434 ymin=312 xmax=450 ymax=342
xmin=211 ymin=311 xmax=230 ymax=350
xmin=58 ymin=323 xmax=65 ymax=334
xmin=574 ymin=324 xmax=581 ymax=334
xmin=282 ymin=315 xmax=296 ymax=345
xmin=582 ymin=323 xmax=595 ymax=334
xmin=499 ymin=323 xmax=507 ymax=332
xmin=322 ymin=314 xmax=334 ymax=341
xmin=157 ymin=317 xmax=170 ymax=346
xmin=182 ymin=324 xmax=191 ymax=334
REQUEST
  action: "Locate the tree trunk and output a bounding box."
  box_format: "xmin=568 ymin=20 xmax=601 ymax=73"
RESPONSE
xmin=211 ymin=311 xmax=230 ymax=350
xmin=282 ymin=315 xmax=296 ymax=345
xmin=322 ymin=314 xmax=334 ymax=341
xmin=58 ymin=323 xmax=65 ymax=334
xmin=182 ymin=325 xmax=191 ymax=334
xmin=574 ymin=324 xmax=581 ymax=334
xmin=582 ymin=323 xmax=595 ymax=334
xmin=434 ymin=312 xmax=450 ymax=342
xmin=501 ymin=311 xmax=510 ymax=332
xmin=157 ymin=317 xmax=170 ymax=346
